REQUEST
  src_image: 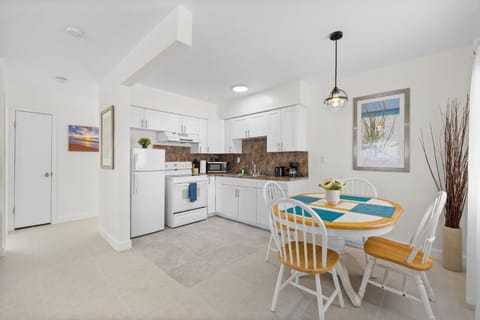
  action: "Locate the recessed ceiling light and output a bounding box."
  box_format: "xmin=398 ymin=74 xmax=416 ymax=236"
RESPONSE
xmin=55 ymin=76 xmax=68 ymax=83
xmin=65 ymin=25 xmax=84 ymax=38
xmin=232 ymin=84 xmax=248 ymax=93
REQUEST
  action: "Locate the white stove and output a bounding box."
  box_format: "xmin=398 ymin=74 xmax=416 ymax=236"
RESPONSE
xmin=165 ymin=162 xmax=208 ymax=228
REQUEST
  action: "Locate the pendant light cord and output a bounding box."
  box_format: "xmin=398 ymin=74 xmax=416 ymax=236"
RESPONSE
xmin=334 ymin=39 xmax=338 ymax=88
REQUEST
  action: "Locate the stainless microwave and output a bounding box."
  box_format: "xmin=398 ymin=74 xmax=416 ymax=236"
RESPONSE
xmin=206 ymin=162 xmax=227 ymax=173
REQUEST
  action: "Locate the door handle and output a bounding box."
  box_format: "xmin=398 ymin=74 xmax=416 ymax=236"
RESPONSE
xmin=44 ymin=172 xmax=50 ymax=177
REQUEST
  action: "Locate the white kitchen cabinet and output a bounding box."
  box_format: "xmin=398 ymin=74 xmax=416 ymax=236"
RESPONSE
xmin=163 ymin=113 xmax=199 ymax=135
xmin=214 ymin=177 xmax=307 ymax=229
xmin=267 ymin=105 xmax=307 ymax=152
xmin=224 ymin=119 xmax=242 ymax=153
xmin=227 ymin=113 xmax=267 ymax=140
xmin=207 ymin=119 xmax=225 ymax=153
xmin=207 ymin=176 xmax=216 ymax=215
xmin=129 ymin=106 xmax=165 ymax=131
xmin=191 ymin=118 xmax=208 ymax=153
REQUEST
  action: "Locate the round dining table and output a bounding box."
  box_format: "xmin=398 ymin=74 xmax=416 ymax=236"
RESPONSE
xmin=288 ymin=192 xmax=403 ymax=307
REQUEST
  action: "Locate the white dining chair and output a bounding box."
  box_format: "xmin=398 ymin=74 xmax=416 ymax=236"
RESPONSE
xmin=342 ymin=177 xmax=378 ymax=198
xmin=263 ymin=181 xmax=286 ymax=261
xmin=269 ymin=198 xmax=344 ymax=320
xmin=358 ymin=191 xmax=447 ymax=320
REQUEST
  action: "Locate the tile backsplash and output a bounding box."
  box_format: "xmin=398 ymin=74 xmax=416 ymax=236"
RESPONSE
xmin=153 ymin=136 xmax=308 ymax=177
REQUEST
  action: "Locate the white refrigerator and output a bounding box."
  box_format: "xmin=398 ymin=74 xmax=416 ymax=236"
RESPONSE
xmin=131 ymin=148 xmax=166 ymax=238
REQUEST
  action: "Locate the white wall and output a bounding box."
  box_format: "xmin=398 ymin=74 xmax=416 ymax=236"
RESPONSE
xmin=218 ymin=81 xmax=309 ymax=119
xmin=467 ymin=39 xmax=480 ymax=308
xmin=305 ymin=47 xmax=473 ymax=256
xmin=6 ymin=84 xmax=99 ymax=226
xmin=0 ymin=59 xmax=6 ymax=255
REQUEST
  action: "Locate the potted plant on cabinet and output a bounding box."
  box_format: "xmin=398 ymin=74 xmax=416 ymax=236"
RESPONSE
xmin=319 ymin=178 xmax=345 ymax=205
xmin=420 ymin=97 xmax=469 ymax=272
xmin=138 ymin=137 xmax=151 ymax=149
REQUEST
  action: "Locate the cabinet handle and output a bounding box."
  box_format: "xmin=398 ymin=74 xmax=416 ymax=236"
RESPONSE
xmin=145 ymin=119 xmax=148 ymax=128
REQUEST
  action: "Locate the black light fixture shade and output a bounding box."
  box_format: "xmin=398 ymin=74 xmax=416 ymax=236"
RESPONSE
xmin=324 ymin=31 xmax=348 ymax=109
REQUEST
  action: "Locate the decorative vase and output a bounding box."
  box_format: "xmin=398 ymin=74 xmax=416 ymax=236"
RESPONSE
xmin=325 ymin=190 xmax=341 ymax=205
xmin=141 ymin=145 xmax=148 ymax=149
xmin=442 ymin=226 xmax=462 ymax=272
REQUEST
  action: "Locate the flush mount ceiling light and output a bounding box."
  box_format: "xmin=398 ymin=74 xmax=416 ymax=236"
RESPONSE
xmin=232 ymin=84 xmax=248 ymax=93
xmin=65 ymin=25 xmax=84 ymax=38
xmin=324 ymin=31 xmax=348 ymax=110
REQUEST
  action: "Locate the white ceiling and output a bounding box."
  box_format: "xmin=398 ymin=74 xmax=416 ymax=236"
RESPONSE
xmin=1 ymin=0 xmax=479 ymax=102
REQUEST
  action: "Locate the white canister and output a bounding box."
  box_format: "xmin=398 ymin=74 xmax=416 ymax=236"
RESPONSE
xmin=200 ymin=160 xmax=207 ymax=174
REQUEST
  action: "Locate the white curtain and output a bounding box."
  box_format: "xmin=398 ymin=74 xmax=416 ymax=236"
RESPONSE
xmin=467 ymin=39 xmax=480 ymax=319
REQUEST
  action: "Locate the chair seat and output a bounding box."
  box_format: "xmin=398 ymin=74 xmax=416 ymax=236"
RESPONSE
xmin=278 ymin=241 xmax=339 ymax=274
xmin=364 ymin=237 xmax=433 ymax=271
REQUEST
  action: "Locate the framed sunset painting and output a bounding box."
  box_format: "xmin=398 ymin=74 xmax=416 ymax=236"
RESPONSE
xmin=68 ymin=125 xmax=99 ymax=152
xmin=352 ymin=88 xmax=410 ymax=172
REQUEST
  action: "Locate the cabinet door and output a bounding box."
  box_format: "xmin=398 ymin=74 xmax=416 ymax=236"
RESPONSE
xmin=129 ymin=107 xmax=145 ymax=129
xmin=182 ymin=116 xmax=199 ymax=135
xmin=248 ymin=113 xmax=267 ymax=138
xmin=256 ymin=188 xmax=269 ymax=228
xmin=207 ymin=119 xmax=224 ymax=153
xmin=266 ymin=110 xmax=282 ymax=152
xmin=144 ymin=109 xmax=165 ymax=131
xmin=207 ymin=176 xmax=216 ymax=215
xmin=281 ymin=106 xmax=307 ymax=151
xmin=192 ymin=118 xmax=208 ymax=153
xmin=164 ymin=113 xmax=182 ymax=132
xmin=221 ymin=184 xmax=238 ymax=219
xmin=238 ymin=186 xmax=257 ymax=224
xmin=230 ymin=117 xmax=248 ymax=139
xmin=224 ymin=119 xmax=242 ymax=153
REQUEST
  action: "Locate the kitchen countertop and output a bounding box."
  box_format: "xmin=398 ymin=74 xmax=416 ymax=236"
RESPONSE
xmin=206 ymin=173 xmax=308 ymax=181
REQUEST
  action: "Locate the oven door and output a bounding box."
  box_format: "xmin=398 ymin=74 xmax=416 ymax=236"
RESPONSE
xmin=171 ymin=181 xmax=208 ymax=213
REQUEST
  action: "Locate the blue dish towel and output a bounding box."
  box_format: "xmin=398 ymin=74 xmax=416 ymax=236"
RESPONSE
xmin=188 ymin=182 xmax=197 ymax=202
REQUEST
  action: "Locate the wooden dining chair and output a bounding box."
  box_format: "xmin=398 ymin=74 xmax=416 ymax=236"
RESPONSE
xmin=342 ymin=177 xmax=378 ymax=198
xmin=358 ymin=191 xmax=447 ymax=320
xmin=263 ymin=181 xmax=287 ymax=261
xmin=269 ymin=198 xmax=344 ymax=320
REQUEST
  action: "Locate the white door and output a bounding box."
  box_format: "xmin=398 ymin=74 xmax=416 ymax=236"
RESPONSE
xmin=14 ymin=111 xmax=53 ymax=229
xmin=131 ymin=171 xmax=165 ymax=237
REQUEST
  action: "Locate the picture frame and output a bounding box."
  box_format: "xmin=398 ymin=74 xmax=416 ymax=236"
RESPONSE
xmin=100 ymin=105 xmax=114 ymax=169
xmin=68 ymin=125 xmax=99 ymax=152
xmin=352 ymin=88 xmax=410 ymax=172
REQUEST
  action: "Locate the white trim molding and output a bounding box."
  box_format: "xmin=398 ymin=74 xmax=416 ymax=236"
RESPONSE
xmin=52 ymin=211 xmax=98 ymax=224
xmin=97 ymin=224 xmax=131 ymax=252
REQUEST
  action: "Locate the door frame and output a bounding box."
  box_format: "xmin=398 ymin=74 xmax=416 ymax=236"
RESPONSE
xmin=8 ymin=109 xmax=56 ymax=230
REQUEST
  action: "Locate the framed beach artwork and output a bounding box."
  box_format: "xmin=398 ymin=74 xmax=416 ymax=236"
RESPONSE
xmin=100 ymin=105 xmax=114 ymax=169
xmin=68 ymin=125 xmax=99 ymax=152
xmin=352 ymin=88 xmax=410 ymax=172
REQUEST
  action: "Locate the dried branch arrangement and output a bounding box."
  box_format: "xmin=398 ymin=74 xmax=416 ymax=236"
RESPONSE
xmin=420 ymin=97 xmax=469 ymax=228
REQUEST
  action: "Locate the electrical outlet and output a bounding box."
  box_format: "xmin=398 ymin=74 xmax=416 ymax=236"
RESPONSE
xmin=237 ymin=157 xmax=241 ymax=164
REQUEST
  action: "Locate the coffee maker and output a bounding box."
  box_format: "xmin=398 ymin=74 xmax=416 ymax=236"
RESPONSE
xmin=288 ymin=162 xmax=299 ymax=177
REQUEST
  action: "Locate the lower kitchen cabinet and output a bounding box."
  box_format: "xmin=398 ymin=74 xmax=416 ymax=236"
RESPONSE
xmin=214 ymin=177 xmax=307 ymax=229
xmin=207 ymin=176 xmax=216 ymax=215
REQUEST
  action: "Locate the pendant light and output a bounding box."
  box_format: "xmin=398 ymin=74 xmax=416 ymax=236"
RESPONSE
xmin=324 ymin=31 xmax=348 ymax=109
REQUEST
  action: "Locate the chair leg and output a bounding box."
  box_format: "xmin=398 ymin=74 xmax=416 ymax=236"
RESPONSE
xmin=315 ymin=274 xmax=325 ymax=320
xmin=271 ymin=264 xmax=285 ymax=311
xmin=415 ymin=274 xmax=435 ymax=320
xmin=265 ymin=233 xmax=274 ymax=261
xmin=362 ymin=237 xmax=368 ymax=265
xmin=358 ymin=256 xmax=375 ymax=300
xmin=421 ymin=272 xmax=436 ymax=302
xmin=331 ymin=268 xmax=345 ymax=308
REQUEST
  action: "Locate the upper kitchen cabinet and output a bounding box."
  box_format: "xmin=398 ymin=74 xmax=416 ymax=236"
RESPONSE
xmin=267 ymin=105 xmax=307 ymax=152
xmin=191 ymin=118 xmax=208 ymax=153
xmin=164 ymin=113 xmax=199 ymax=135
xmin=129 ymin=106 xmax=165 ymax=131
xmin=207 ymin=119 xmax=225 ymax=153
xmin=228 ymin=113 xmax=267 ymax=139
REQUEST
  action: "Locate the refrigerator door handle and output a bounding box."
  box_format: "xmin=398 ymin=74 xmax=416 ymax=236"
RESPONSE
xmin=136 ymin=175 xmax=139 ymax=194
xmin=133 ymin=153 xmax=137 ymax=170
xmin=132 ymin=173 xmax=136 ymax=195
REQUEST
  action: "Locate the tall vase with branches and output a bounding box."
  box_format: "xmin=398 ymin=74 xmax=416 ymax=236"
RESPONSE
xmin=420 ymin=97 xmax=469 ymax=271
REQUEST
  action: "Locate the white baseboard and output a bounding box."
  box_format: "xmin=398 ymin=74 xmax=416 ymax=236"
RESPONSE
xmin=97 ymin=224 xmax=131 ymax=252
xmin=429 ymin=247 xmax=467 ymax=269
xmin=52 ymin=211 xmax=98 ymax=224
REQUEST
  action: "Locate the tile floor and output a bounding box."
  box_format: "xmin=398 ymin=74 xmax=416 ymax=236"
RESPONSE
xmin=0 ymin=216 xmax=474 ymax=320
